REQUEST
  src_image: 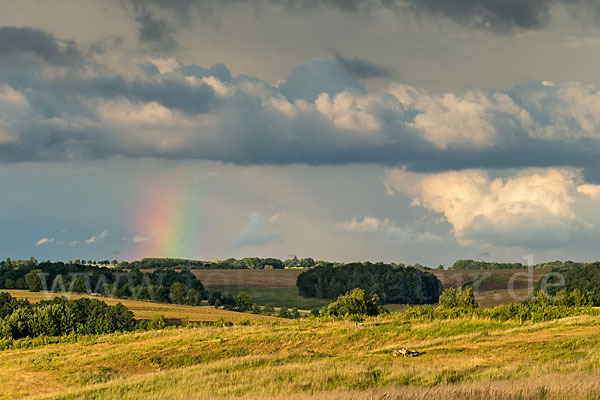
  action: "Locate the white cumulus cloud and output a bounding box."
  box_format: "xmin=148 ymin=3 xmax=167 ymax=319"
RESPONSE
xmin=133 ymin=232 xmax=154 ymax=243
xmin=35 ymin=237 xmax=54 ymax=246
xmin=85 ymin=230 xmax=109 ymax=244
xmin=384 ymin=167 xmax=600 ymax=248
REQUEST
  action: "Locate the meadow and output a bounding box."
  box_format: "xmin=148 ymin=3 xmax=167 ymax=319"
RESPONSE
xmin=0 ymin=312 xmax=598 ymax=399
xmin=2 ymin=267 xmax=591 ymax=400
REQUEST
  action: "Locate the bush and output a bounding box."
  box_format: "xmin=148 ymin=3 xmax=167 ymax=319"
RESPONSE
xmin=251 ymin=304 xmax=261 ymax=314
xmin=277 ymin=307 xmax=291 ymax=318
xmin=235 ymin=292 xmax=252 ymax=312
xmin=263 ymin=304 xmax=275 ymax=315
xmin=147 ymin=314 xmax=167 ymax=330
xmin=322 ymin=288 xmax=384 ymax=318
xmin=438 ymin=287 xmax=479 ymax=309
xmin=291 ymin=307 xmax=301 ymax=319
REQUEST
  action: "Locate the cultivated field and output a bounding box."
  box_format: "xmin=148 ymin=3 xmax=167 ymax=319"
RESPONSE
xmin=1 ymin=314 xmax=599 ymax=399
xmin=3 ymin=290 xmax=280 ymax=324
xmin=191 ymin=269 xmax=303 ymax=288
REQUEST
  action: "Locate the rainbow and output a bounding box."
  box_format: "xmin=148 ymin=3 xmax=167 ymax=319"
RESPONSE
xmin=127 ymin=167 xmax=206 ymax=260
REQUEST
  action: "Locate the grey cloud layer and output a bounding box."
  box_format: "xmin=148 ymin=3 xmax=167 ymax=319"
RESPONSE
xmin=1 ymin=26 xmax=600 ymax=181
xmin=404 ymin=0 xmax=552 ymax=32
xmin=0 ymin=27 xmax=82 ymax=65
xmin=116 ymin=0 xmax=600 ymax=49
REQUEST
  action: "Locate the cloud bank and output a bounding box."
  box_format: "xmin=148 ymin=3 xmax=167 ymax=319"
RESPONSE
xmin=1 ymin=26 xmax=600 ymax=184
xmin=384 ymin=167 xmax=600 ymax=248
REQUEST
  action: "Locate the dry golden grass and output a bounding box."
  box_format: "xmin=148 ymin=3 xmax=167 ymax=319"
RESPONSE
xmin=0 ymin=312 xmax=596 ymax=399
xmin=4 ymin=290 xmax=280 ymax=323
xmin=233 ymin=374 xmax=600 ymax=400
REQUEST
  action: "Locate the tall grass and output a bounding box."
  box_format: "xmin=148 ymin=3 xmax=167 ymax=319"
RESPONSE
xmin=0 ymin=314 xmax=591 ymax=399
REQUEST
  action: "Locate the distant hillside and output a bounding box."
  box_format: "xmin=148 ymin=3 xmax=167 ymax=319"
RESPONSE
xmin=451 ymin=259 xmax=589 ymax=270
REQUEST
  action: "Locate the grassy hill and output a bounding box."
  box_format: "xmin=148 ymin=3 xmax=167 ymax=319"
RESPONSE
xmin=0 ymin=312 xmax=598 ymax=399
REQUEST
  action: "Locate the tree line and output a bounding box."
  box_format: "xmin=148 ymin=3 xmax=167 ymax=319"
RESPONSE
xmin=123 ymin=257 xmax=319 ymax=270
xmin=296 ymin=262 xmax=443 ymax=304
xmin=0 ymin=260 xmax=207 ymax=306
xmin=0 ymin=293 xmax=136 ymax=340
xmin=536 ymin=262 xmax=600 ymax=305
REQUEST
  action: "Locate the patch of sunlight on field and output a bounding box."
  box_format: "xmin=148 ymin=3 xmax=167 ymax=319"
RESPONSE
xmin=2 ymin=290 xmax=281 ymax=323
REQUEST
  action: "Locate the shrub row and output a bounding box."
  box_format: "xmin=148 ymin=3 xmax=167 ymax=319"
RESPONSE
xmin=0 ymin=293 xmax=136 ymax=340
xmin=405 ymin=288 xmax=598 ymax=322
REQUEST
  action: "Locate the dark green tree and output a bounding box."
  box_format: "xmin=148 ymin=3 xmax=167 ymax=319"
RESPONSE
xmin=71 ymin=277 xmax=88 ymax=294
xmin=169 ymin=282 xmax=188 ymax=304
xmin=235 ymin=292 xmax=252 ymax=312
xmin=25 ymin=270 xmax=43 ymax=292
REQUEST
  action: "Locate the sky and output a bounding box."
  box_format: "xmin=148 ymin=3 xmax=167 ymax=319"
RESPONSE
xmin=2 ymin=0 xmax=600 ymax=266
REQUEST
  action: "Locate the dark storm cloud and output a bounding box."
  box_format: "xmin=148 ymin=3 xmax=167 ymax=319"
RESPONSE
xmin=135 ymin=11 xmax=179 ymax=51
xmin=403 ymin=0 xmax=552 ymax=33
xmin=47 ymin=75 xmax=218 ymax=114
xmin=279 ymin=0 xmax=600 ymax=33
xmin=332 ymin=51 xmax=394 ymax=79
xmin=117 ymin=0 xmax=600 ymax=39
xmin=0 ymin=26 xmax=82 ymax=65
